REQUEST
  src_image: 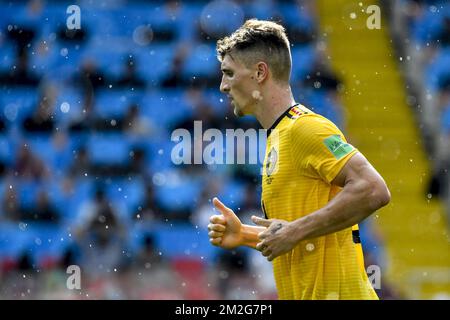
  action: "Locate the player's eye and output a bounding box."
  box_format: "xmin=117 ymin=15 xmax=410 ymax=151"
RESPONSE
xmin=222 ymin=70 xmax=233 ymax=77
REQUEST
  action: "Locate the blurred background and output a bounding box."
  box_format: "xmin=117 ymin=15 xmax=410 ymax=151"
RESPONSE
xmin=0 ymin=0 xmax=448 ymax=299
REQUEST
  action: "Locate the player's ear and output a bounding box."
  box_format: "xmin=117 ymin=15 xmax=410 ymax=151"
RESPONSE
xmin=255 ymin=61 xmax=269 ymax=83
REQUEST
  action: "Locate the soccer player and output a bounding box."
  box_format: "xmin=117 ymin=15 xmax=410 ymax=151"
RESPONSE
xmin=208 ymin=19 xmax=391 ymax=300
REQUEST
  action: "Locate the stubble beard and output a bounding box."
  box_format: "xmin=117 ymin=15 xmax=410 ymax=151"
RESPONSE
xmin=232 ymin=100 xmax=244 ymax=117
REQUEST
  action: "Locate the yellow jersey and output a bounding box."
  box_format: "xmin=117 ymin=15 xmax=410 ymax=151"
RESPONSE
xmin=261 ymin=104 xmax=378 ymax=300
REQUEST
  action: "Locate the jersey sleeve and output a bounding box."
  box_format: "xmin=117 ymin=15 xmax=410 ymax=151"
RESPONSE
xmin=290 ymin=115 xmax=358 ymax=184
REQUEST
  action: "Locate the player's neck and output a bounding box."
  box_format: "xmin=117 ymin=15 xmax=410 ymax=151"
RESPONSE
xmin=253 ymin=85 xmax=295 ymax=130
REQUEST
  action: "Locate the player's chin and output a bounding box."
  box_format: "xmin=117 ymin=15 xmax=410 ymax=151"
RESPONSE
xmin=233 ymin=105 xmax=244 ymax=117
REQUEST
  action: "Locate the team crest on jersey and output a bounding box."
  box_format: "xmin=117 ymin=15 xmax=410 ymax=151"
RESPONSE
xmin=265 ymin=147 xmax=278 ymax=181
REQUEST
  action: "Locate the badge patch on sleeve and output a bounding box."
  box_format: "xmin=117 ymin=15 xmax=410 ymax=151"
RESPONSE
xmin=323 ymin=135 xmax=354 ymax=159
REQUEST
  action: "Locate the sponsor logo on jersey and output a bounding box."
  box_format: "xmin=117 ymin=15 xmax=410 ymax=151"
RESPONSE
xmin=323 ymin=134 xmax=354 ymax=159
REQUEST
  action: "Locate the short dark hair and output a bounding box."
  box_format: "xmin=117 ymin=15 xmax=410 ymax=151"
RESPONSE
xmin=216 ymin=19 xmax=292 ymax=83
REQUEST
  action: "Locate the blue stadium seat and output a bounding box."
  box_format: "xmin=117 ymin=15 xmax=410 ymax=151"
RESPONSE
xmin=155 ymin=170 xmax=203 ymax=211
xmin=44 ymin=179 xmax=70 ymax=216
xmin=203 ymin=89 xmax=229 ymax=114
xmin=0 ymin=42 xmax=17 ymax=73
xmin=182 ymin=44 xmax=220 ymax=79
xmin=425 ymin=48 xmax=450 ymax=92
xmin=26 ymin=222 xmax=72 ymax=268
xmin=145 ymin=137 xmax=177 ymax=172
xmin=242 ymin=0 xmax=280 ymax=21
xmin=0 ymin=87 xmax=38 ymax=125
xmin=16 ymin=180 xmax=42 ymax=210
xmin=217 ymin=180 xmax=247 ymax=210
xmin=299 ymin=89 xmax=342 ymax=127
xmin=0 ymin=222 xmax=33 ymax=262
xmin=291 ymin=45 xmax=316 ymax=79
xmin=136 ymin=43 xmax=176 ymax=85
xmin=29 ymin=42 xmax=65 ymax=76
xmin=279 ymin=3 xmax=316 ymax=33
xmin=25 ymin=133 xmax=72 ymax=175
xmin=88 ymin=133 xmax=132 ymax=165
xmin=105 ymin=177 xmax=146 ymax=216
xmin=140 ymin=89 xmax=193 ymax=129
xmin=94 ymin=90 xmax=144 ymax=118
xmin=63 ymin=177 xmax=96 ymax=221
xmin=411 ymin=3 xmax=450 ymax=46
xmin=155 ymin=223 xmax=216 ymax=260
xmin=39 ymin=3 xmax=68 ymax=32
xmin=0 ymin=3 xmax=44 ymax=36
xmin=53 ymin=88 xmax=85 ymax=126
xmin=0 ymin=134 xmax=13 ymax=166
xmin=81 ymin=37 xmax=139 ymax=79
xmin=130 ymin=222 xmax=217 ymax=260
xmin=27 ymin=134 xmax=58 ymax=171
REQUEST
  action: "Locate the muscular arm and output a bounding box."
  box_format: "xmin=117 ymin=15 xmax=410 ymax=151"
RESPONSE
xmin=253 ymin=152 xmax=391 ymax=261
xmin=290 ymin=152 xmax=390 ymax=241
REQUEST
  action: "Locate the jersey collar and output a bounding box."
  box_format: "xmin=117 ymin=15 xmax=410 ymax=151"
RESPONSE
xmin=267 ymin=103 xmax=299 ymax=137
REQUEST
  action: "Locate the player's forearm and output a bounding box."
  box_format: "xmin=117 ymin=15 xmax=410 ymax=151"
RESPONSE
xmin=240 ymin=224 xmax=267 ymax=249
xmin=291 ymin=178 xmax=390 ymax=242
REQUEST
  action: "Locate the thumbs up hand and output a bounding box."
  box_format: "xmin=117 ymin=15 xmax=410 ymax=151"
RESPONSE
xmin=208 ymin=197 xmax=243 ymax=249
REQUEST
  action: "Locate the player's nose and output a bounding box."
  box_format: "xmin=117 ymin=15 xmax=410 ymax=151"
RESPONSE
xmin=220 ymin=79 xmax=229 ymax=93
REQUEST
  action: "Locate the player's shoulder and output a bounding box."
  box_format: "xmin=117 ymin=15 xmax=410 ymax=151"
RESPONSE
xmin=286 ymin=104 xmax=340 ymax=136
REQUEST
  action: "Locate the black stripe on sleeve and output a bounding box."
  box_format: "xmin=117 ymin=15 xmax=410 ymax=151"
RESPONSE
xmin=352 ymin=229 xmax=361 ymax=244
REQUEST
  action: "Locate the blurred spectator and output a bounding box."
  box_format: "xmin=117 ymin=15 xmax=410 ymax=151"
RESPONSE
xmin=133 ymin=233 xmax=163 ymax=270
xmin=22 ymin=85 xmax=57 ymax=133
xmin=134 ymin=182 xmax=165 ymax=221
xmin=2 ymin=185 xmax=20 ymax=221
xmin=70 ymin=60 xmax=106 ymax=133
xmin=76 ymin=60 xmax=107 ymax=91
xmin=68 ymin=146 xmax=91 ymax=178
xmin=0 ymin=116 xmax=6 ymax=133
xmin=172 ymin=88 xmax=223 ymax=132
xmin=303 ymin=59 xmax=341 ymax=93
xmin=13 ymin=144 xmax=49 ymax=181
xmin=128 ymin=147 xmax=145 ymax=175
xmin=433 ymin=16 xmax=450 ymax=47
xmin=238 ymin=184 xmax=261 ymax=222
xmin=115 ymin=56 xmax=146 ymax=89
xmin=68 ymin=90 xmax=95 ymax=132
xmin=161 ymin=45 xmax=189 ymax=88
xmin=21 ymin=190 xmax=60 ymax=223
xmin=74 ymin=187 xmax=128 ymax=276
xmin=190 ymin=180 xmax=221 ymax=228
xmin=0 ymin=50 xmax=40 ymax=86
xmin=216 ymin=248 xmax=251 ymax=299
xmin=123 ymin=103 xmax=155 ymax=136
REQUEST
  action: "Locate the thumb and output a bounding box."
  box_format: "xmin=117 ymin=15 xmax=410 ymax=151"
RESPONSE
xmin=212 ymin=197 xmax=235 ymax=218
xmin=251 ymin=215 xmax=272 ymax=227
